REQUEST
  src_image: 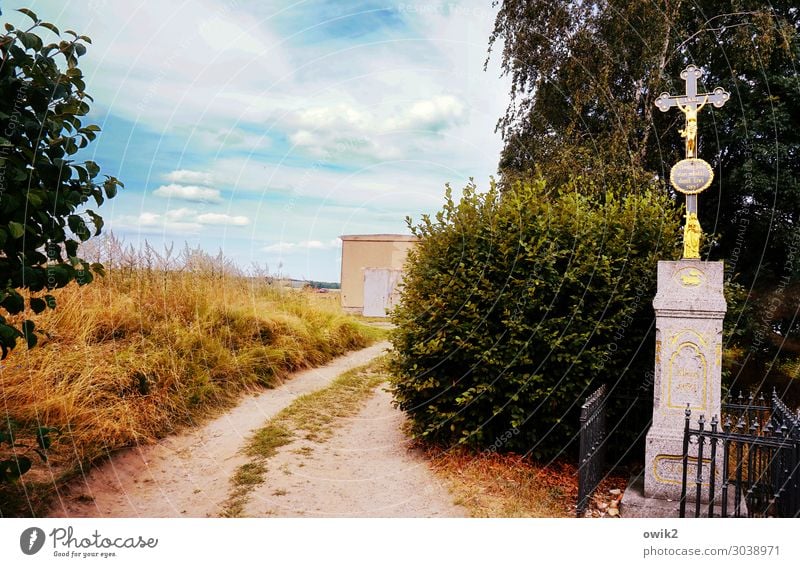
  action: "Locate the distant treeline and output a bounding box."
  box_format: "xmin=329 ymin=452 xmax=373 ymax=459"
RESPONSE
xmin=309 ymin=281 xmax=340 ymax=289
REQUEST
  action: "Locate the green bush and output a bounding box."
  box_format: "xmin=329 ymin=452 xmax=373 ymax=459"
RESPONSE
xmin=389 ymin=178 xmax=680 ymax=459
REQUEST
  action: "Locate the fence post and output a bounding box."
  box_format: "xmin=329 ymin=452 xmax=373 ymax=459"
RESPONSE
xmin=708 ymin=416 xmax=718 ymax=518
xmin=679 ymin=405 xmax=691 ymax=518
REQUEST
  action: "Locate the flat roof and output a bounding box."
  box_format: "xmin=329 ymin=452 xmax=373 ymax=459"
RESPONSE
xmin=339 ymin=234 xmax=419 ymax=242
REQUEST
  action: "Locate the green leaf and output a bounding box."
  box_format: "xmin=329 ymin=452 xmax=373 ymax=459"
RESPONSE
xmin=90 ymin=263 xmax=106 ymax=277
xmin=18 ymin=31 xmax=43 ymax=51
xmin=1 ymin=291 xmax=25 ymax=314
xmin=16 ymin=8 xmax=38 ymax=22
xmin=104 ymin=178 xmax=119 ymax=198
xmin=65 ymin=239 xmax=79 ymax=258
xmin=76 ymin=266 xmax=93 ymax=286
xmin=44 ymin=294 xmax=57 ymax=309
xmin=8 ymin=222 xmax=25 ymax=239
xmin=26 ymin=190 xmax=45 ymax=208
xmin=85 ymin=160 xmax=100 ymax=179
xmin=22 ymin=320 xmax=37 ymax=349
xmin=29 ymin=297 xmax=47 ymax=314
xmin=75 ymin=43 xmax=87 ymax=57
xmin=86 ymin=210 xmax=104 ymax=235
xmin=39 ymin=22 xmax=60 ymax=35
xmin=67 ymin=215 xmax=90 ymax=241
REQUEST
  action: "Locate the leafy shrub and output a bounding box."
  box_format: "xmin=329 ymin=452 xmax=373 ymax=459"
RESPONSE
xmin=390 ymin=178 xmax=680 ymax=459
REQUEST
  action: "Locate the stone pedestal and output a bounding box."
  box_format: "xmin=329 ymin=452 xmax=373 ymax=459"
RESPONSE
xmin=644 ymin=260 xmax=726 ymax=501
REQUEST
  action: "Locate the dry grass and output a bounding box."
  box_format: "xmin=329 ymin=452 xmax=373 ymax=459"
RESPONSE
xmin=221 ymin=356 xmax=387 ymax=517
xmin=426 ymin=448 xmax=629 ymax=518
xmin=0 ymin=236 xmax=383 ymax=516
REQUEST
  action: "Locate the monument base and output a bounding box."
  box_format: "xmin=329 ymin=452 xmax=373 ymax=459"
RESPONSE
xmin=621 ymin=472 xmax=746 ymax=518
xmin=620 ymin=475 xmax=679 ymax=518
xmin=644 ymin=260 xmax=726 ymax=501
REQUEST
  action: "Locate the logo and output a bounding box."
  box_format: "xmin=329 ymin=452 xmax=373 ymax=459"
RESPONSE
xmin=20 ymin=527 xmax=46 ymax=555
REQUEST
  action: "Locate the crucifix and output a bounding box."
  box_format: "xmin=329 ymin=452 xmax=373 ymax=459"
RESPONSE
xmin=655 ymin=64 xmax=729 ymax=259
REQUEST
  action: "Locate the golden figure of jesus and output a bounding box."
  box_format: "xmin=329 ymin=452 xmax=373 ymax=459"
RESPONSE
xmin=678 ymin=96 xmax=707 ymax=158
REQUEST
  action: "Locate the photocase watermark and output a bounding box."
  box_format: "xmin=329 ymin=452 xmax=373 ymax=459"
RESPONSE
xmin=0 ymin=79 xmax=30 ymax=207
xmin=482 ymin=427 xmax=520 ymax=455
xmin=395 ymin=2 xmax=494 ymax=18
xmin=19 ymin=525 xmax=159 ymax=559
xmin=20 ymin=527 xmax=46 ymax=555
xmin=282 ymin=135 xmax=368 ymax=214
xmin=751 ymin=226 xmax=800 ymax=352
xmin=595 ymin=270 xmax=654 ymax=380
xmin=725 ymin=141 xmax=754 ymax=282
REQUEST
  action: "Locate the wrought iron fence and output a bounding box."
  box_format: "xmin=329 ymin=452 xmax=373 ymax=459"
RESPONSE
xmin=679 ymin=390 xmax=800 ymax=518
xmin=577 ymin=383 xmax=608 ymax=517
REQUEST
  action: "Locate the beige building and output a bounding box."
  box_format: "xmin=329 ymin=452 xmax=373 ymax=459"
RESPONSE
xmin=339 ymin=234 xmax=419 ymax=316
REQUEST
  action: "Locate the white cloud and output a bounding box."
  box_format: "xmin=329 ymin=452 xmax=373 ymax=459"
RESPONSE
xmin=196 ymin=213 xmax=250 ymax=226
xmin=386 ymin=95 xmax=467 ymax=131
xmin=112 ymin=212 xmax=202 ymax=234
xmin=153 ymin=184 xmax=222 ymax=203
xmin=164 ymin=170 xmax=214 ymax=186
xmin=284 ymin=95 xmax=467 ymax=159
xmin=138 ymin=212 xmax=161 ymax=226
xmin=165 ymin=207 xmax=197 ymax=221
xmin=197 ymin=16 xmax=270 ymax=56
xmin=113 ymin=207 xmax=250 ymax=233
xmin=263 ymin=239 xmax=340 ymax=253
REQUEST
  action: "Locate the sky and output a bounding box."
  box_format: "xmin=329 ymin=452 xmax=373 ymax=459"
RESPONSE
xmin=3 ymin=1 xmax=509 ymax=281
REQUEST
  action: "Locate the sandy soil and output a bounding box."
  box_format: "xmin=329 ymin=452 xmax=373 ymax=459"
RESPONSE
xmin=243 ymin=387 xmax=466 ymax=517
xmin=48 ymin=342 xmax=390 ymax=518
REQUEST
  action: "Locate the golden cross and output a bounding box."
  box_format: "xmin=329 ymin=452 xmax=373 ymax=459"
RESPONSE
xmin=655 ymin=65 xmax=729 ymax=259
xmin=655 ymin=65 xmax=730 ymax=160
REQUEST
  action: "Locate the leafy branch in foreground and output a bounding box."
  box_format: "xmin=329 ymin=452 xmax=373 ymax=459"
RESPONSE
xmin=0 ymin=8 xmax=122 ymax=357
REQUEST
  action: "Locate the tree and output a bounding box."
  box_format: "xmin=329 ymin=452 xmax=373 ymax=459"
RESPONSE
xmin=489 ymin=1 xmax=799 ymax=288
xmin=0 ymin=9 xmax=122 ymax=357
xmin=390 ymin=178 xmax=680 ymax=458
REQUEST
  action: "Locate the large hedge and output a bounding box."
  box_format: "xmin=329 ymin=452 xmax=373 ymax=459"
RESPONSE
xmin=390 ymin=179 xmax=680 ymax=459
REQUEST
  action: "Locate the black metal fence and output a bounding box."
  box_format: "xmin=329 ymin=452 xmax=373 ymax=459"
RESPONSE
xmin=680 ymin=390 xmax=800 ymax=518
xmin=577 ymin=383 xmax=608 ymax=517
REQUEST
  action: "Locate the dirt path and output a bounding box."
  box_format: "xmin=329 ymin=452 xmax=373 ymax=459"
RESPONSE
xmin=242 ymin=387 xmax=466 ymax=517
xmin=48 ymin=341 xmax=464 ymax=518
xmin=48 ymin=342 xmax=390 ymax=518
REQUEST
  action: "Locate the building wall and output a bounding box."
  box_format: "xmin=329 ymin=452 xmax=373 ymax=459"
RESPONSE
xmin=340 ymin=235 xmax=418 ymax=312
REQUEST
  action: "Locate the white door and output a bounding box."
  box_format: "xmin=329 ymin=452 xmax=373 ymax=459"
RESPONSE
xmin=363 ymin=268 xmax=403 ymax=317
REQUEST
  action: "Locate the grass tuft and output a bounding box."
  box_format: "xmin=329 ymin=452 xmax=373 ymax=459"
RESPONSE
xmin=221 ymin=356 xmax=388 ymax=516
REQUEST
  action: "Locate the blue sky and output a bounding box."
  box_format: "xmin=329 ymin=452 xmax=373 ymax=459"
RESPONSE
xmin=4 ymin=1 xmax=508 ymax=281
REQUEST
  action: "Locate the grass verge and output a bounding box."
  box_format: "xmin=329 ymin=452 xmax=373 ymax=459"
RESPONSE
xmin=0 ymin=244 xmax=384 ymax=517
xmin=221 ymin=356 xmax=387 ymax=517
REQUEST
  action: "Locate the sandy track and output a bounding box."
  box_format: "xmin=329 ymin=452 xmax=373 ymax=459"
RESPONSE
xmin=48 ymin=342 xmax=390 ymax=518
xmin=243 ymin=387 xmax=466 ymax=517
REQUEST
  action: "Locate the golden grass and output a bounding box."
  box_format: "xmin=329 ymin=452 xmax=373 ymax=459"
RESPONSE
xmin=221 ymin=357 xmax=387 ymax=517
xmin=426 ymin=448 xmax=630 ymax=517
xmin=425 ymin=449 xmax=577 ymax=517
xmin=0 ymin=255 xmax=383 ymax=516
